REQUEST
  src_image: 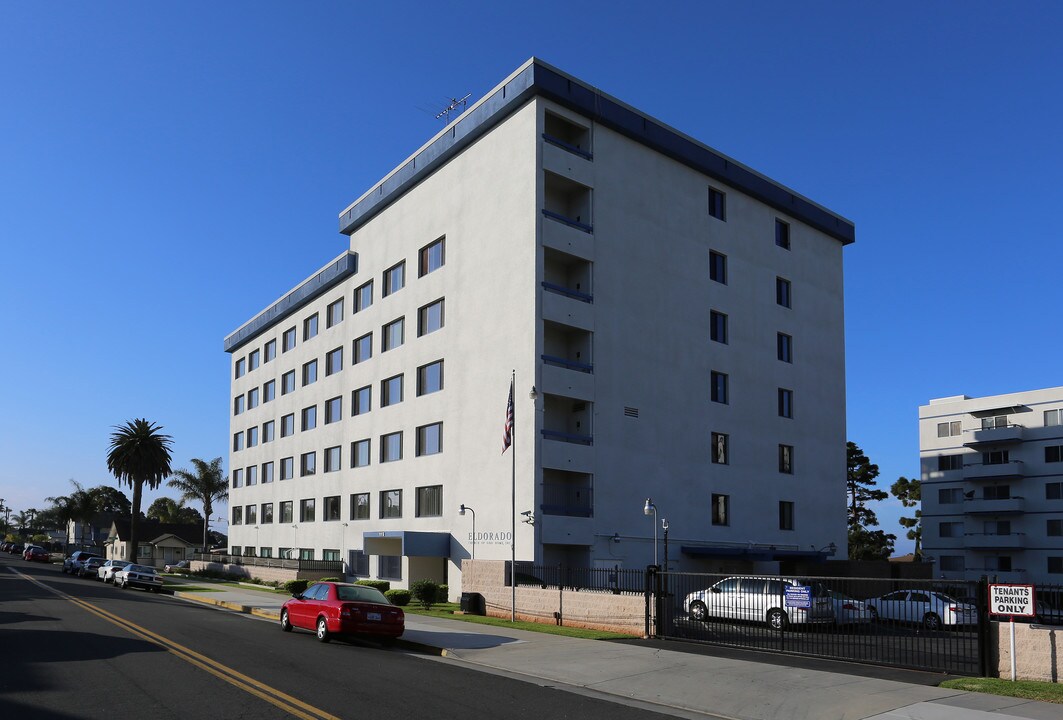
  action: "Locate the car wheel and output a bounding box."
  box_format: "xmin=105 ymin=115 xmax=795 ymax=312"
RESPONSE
xmin=767 ymin=608 xmax=789 ymax=631
xmin=120 ymin=578 xmax=128 ymax=589
xmin=280 ymin=610 xmax=292 ymax=632
xmin=316 ymin=617 xmax=331 ymax=643
xmin=689 ymin=601 xmax=708 ymax=622
xmin=923 ymin=612 xmax=942 ymax=631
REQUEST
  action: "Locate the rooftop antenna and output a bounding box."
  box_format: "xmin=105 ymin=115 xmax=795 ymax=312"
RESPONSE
xmin=435 ymin=94 xmax=471 ymax=124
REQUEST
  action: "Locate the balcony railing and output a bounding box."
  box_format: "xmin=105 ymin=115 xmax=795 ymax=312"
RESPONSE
xmin=962 ymin=496 xmax=1025 ymax=514
xmin=541 ymin=429 xmax=593 ymax=445
xmin=541 ymin=281 xmax=593 ymax=303
xmin=963 ymin=532 xmax=1027 ymax=549
xmin=962 ymin=460 xmax=1023 ymax=481
xmin=541 ymin=483 xmax=593 ymax=517
xmin=541 ymin=354 xmax=593 ymax=373
xmin=542 ymin=208 xmax=593 ymax=234
xmin=542 ymin=133 xmax=593 ymax=160
xmin=963 ymin=423 xmax=1024 ymax=447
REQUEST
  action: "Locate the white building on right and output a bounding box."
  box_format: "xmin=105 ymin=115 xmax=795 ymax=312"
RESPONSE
xmin=920 ymin=388 xmax=1063 ymax=585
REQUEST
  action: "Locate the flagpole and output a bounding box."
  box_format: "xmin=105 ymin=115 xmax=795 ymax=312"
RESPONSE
xmin=510 ymin=369 xmax=516 ymax=623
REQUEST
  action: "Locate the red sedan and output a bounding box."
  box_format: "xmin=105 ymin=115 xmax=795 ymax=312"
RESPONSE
xmin=25 ymin=546 xmax=51 ymax=563
xmin=280 ymin=582 xmax=404 ymax=643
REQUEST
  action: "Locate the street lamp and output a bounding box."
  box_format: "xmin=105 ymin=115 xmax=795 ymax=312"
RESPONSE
xmin=662 ymin=518 xmax=669 ymax=571
xmin=458 ymin=504 xmax=476 ymax=559
xmin=643 ymin=498 xmax=658 ymax=567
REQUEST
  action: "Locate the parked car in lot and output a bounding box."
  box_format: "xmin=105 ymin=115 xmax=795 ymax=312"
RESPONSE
xmin=62 ymin=551 xmax=102 ymax=574
xmin=78 ymin=556 xmax=106 ymax=577
xmin=23 ymin=545 xmax=50 ymax=562
xmin=865 ymin=589 xmax=978 ymax=630
xmin=113 ymin=564 xmax=163 ymax=592
xmin=164 ymin=560 xmax=191 ymax=573
xmin=280 ymin=581 xmax=405 ymax=642
xmin=98 ymin=560 xmax=132 ymax=583
xmin=682 ymin=576 xmax=835 ymax=631
xmin=818 ymin=588 xmax=874 ymax=625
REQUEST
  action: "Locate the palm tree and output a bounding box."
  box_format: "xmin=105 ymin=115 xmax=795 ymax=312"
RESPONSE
xmin=168 ymin=457 xmax=228 ymax=552
xmin=46 ymin=480 xmax=101 ymax=549
xmin=106 ymin=419 xmax=173 ymax=563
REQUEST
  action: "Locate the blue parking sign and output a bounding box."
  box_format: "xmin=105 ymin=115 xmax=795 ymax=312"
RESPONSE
xmin=785 ymin=585 xmax=812 ymax=609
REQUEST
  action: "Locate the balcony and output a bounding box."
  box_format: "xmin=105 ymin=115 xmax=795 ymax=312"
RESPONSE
xmin=964 ymin=533 xmax=1027 ymax=550
xmin=543 ymin=171 xmax=592 ymax=234
xmin=963 ymin=424 xmax=1024 ymax=447
xmin=963 ymin=460 xmax=1024 ymax=482
xmin=541 ymin=481 xmax=593 ymax=518
xmin=542 ymin=290 xmax=594 ymax=331
xmin=963 ymin=497 xmax=1025 ymax=515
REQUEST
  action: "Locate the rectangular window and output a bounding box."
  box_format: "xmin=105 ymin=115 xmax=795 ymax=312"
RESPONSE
xmin=300 ymin=451 xmax=316 ymax=477
xmin=982 ymin=415 xmax=1008 ymax=430
xmin=247 ymin=426 xmax=259 ymax=447
xmin=1049 ymin=519 xmax=1063 ymax=537
xmin=246 ymin=464 xmax=258 ymax=485
xmin=938 ymin=487 xmax=962 ymax=504
xmin=381 ymin=374 xmax=403 ymax=407
xmin=302 ymin=359 xmax=318 ymax=386
xmin=776 ymin=277 xmax=791 ymax=308
xmin=711 ymin=432 xmax=728 ymax=464
xmin=262 ymin=461 xmax=274 ymax=484
xmin=416 ymin=485 xmax=443 ymax=517
xmin=777 ymin=333 xmax=792 ymax=363
xmin=322 ymin=549 xmax=340 ymax=562
xmin=351 ymin=439 xmax=370 ymax=468
xmin=708 ymin=187 xmax=726 ymax=221
xmin=378 ymin=555 xmax=402 ymax=580
xmin=775 ymin=219 xmax=790 ymax=249
xmin=984 ymin=449 xmax=1010 ymax=465
xmin=262 ymin=420 xmax=275 ymax=443
xmin=248 ymin=349 xmax=260 ymax=371
xmin=709 ymin=250 xmax=727 ymax=284
xmin=232 ymin=468 xmax=243 ymax=488
xmin=381 ymin=432 xmax=402 ymax=462
xmin=779 ymin=501 xmax=794 ymax=531
xmin=301 ymin=405 xmax=317 ymax=431
xmin=352 ymin=386 xmax=371 ymax=416
xmin=263 ymin=380 xmax=275 ymax=403
xmin=303 ymin=313 xmax=318 ymax=341
xmin=232 ymin=507 xmax=242 ymax=525
xmin=245 ymin=504 xmax=257 ymax=525
xmin=382 ymin=317 xmax=404 ymax=351
xmin=299 ymin=549 xmax=314 ymax=561
xmin=261 ymin=502 xmax=274 ymax=524
xmin=711 ymin=493 xmax=729 ymax=525
xmin=247 ymin=387 xmax=259 ymax=409
xmin=279 ymin=501 xmax=293 ymax=524
xmin=299 ymin=498 xmax=315 ymax=523
xmin=280 ymin=457 xmax=293 ymax=481
xmin=324 ymin=495 xmax=341 ymax=522
xmin=939 ymin=521 xmax=963 ymax=537
xmin=281 ymin=413 xmax=295 ymax=438
xmin=1050 ymin=557 xmax=1063 ymax=574
xmin=380 ymin=489 xmax=402 ymax=519
xmin=264 ymin=339 xmax=276 ymax=363
xmin=1047 ymin=482 xmax=1062 ymax=500
xmin=259 ymin=547 xmax=272 ymax=559
xmin=350 ymin=549 xmax=369 ymax=576
xmin=779 ymin=444 xmax=794 ymax=474
xmin=324 ymin=445 xmax=341 ymax=473
xmin=1046 ymin=446 xmax=1063 ymax=463
xmin=233 ymin=431 xmax=244 ymax=452
xmin=354 ymin=280 xmax=373 ymax=312
xmin=940 ymin=556 xmax=964 ymax=572
xmin=710 ymin=311 xmax=727 ymax=344
xmin=282 ymin=326 xmax=297 ymax=352
xmin=937 ymin=454 xmax=962 ymax=471
xmin=234 ymin=395 xmax=245 ymax=416
xmin=325 ymin=347 xmax=343 ymax=376
xmin=416 ymin=422 xmax=442 ymax=456
xmin=417 ymin=360 xmax=443 ymax=396
xmin=418 ymin=299 xmax=444 ymax=336
xmin=325 ymin=396 xmax=342 ymax=424
xmin=235 ymin=357 xmax=246 ymax=379
xmin=281 ymin=370 xmax=295 ymax=395
xmin=710 ymin=371 xmax=728 ymax=404
xmin=937 ymin=421 xmax=961 ymax=438
xmin=419 ymin=237 xmax=445 ymax=276
xmin=778 ymin=388 xmax=793 ymax=419
xmin=1045 ymin=409 xmax=1062 ymax=427
xmin=326 ymin=297 xmax=344 ymax=328
xmin=383 ymin=261 xmax=405 ymax=297
xmin=354 ymin=333 xmax=372 ymax=364
xmin=351 ymin=493 xmax=370 ymax=520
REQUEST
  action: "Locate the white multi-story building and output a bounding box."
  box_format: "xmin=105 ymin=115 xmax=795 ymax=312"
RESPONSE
xmin=224 ymin=59 xmax=855 ymax=591
xmin=920 ymin=388 xmax=1063 ymax=585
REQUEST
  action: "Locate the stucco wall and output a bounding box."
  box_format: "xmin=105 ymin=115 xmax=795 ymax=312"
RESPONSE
xmin=991 ymin=621 xmax=1062 ymax=682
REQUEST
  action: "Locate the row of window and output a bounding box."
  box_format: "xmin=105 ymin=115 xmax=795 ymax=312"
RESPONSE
xmin=936 ymin=446 xmax=1063 ymax=470
xmin=706 ymin=188 xmax=792 ymax=253
xmin=708 ymin=251 xmax=793 ymax=308
xmin=937 ymin=555 xmax=1063 ymax=575
xmin=707 ymin=494 xmax=795 ymax=530
xmin=709 ymin=372 xmax=795 ymax=419
xmin=224 ymin=548 xmax=399 ymax=580
xmin=231 ymin=486 xmax=444 ymax=526
xmin=710 ymin=314 xmax=794 ymax=364
xmin=937 ymin=482 xmax=1063 ymax=504
xmin=936 ymin=519 xmax=1063 ymax=537
xmin=710 ymin=433 xmax=795 ymax=474
xmin=936 ymin=409 xmax=1063 ymax=438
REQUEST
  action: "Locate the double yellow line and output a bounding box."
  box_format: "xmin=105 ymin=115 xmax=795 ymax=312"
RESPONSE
xmin=13 ymin=568 xmax=341 ymax=720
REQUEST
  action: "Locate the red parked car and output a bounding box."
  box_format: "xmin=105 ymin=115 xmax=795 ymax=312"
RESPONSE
xmin=24 ymin=546 xmax=50 ymax=562
xmin=280 ymin=582 xmax=404 ymax=643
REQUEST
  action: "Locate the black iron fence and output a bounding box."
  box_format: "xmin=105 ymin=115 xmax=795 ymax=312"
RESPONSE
xmin=512 ymin=562 xmax=644 ymax=595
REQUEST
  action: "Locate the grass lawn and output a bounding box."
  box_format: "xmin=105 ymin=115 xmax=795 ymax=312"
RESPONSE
xmin=402 ymin=603 xmax=637 ymax=640
xmin=165 ymin=585 xmax=215 ymax=592
xmin=940 ymin=677 xmax=1063 ymax=704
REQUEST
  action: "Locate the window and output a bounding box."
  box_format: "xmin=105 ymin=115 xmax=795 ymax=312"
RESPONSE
xmin=262 ymin=420 xmax=274 ymax=443
xmin=248 ymin=349 xmax=260 ymax=371
xmin=381 ymin=374 xmax=403 ymax=407
xmin=235 ymin=357 xmax=246 ymax=379
xmin=775 ymin=219 xmax=790 ymax=249
xmin=417 ymin=360 xmax=443 ymax=396
xmin=282 ymin=327 xmax=297 ymax=352
xmin=776 ymin=277 xmax=791 ymax=308
xmin=937 ymin=421 xmax=961 ymax=438
xmin=939 ymin=521 xmax=963 ymax=538
xmin=302 ymin=359 xmax=317 ymax=386
xmin=984 ymin=450 xmax=1010 ymax=465
xmin=381 ymin=432 xmax=402 ymax=462
xmin=710 ymin=311 xmax=727 ymax=344
xmin=378 ymin=555 xmax=402 ymax=580
xmin=324 ymin=496 xmax=341 ymax=522
xmin=938 ymin=487 xmax=962 ymax=504
xmin=1048 ymin=483 xmax=1062 ymax=500
xmin=263 ymin=380 xmax=275 ymax=403
xmin=779 ymin=501 xmax=794 ymax=531
xmin=1046 ymin=446 xmax=1063 ymax=463
xmin=281 ymin=413 xmax=295 ymax=437
xmin=777 ymin=333 xmax=792 ymax=363
xmin=281 ymin=370 xmax=295 ymax=395
xmin=259 ymin=547 xmax=272 ymax=559
xmin=1050 ymin=519 xmax=1063 ymax=537
xmin=247 ymin=387 xmax=259 ymax=409
xmin=299 ymin=549 xmax=314 ymax=561
xmin=261 ymin=503 xmax=274 ymax=524
xmin=325 ymin=347 xmax=343 ymax=376
xmin=245 ymin=504 xmax=257 ymax=525
xmin=1044 ymin=409 xmax=1063 ymax=427
xmin=247 ymin=426 xmax=259 ymax=447
xmin=984 ymin=485 xmax=1011 ymax=500
xmin=280 ymin=457 xmax=294 ymax=481
xmin=354 ymin=333 xmax=372 ymax=364
xmin=279 ymin=501 xmax=293 ymax=524
xmin=232 ymin=468 xmax=243 ymax=488
xmin=711 ymin=432 xmax=728 ymax=464
xmin=326 ymin=298 xmax=344 ymax=328
xmin=322 ymin=549 xmax=340 ymax=562
xmin=778 ymin=388 xmax=793 ymax=419
xmin=301 ymin=405 xmax=317 ymax=431
xmin=300 ymin=451 xmax=316 ymax=476
xmin=351 ymin=493 xmax=370 ymax=520
xmin=419 ymin=237 xmax=445 ymax=276
xmin=325 ymin=396 xmax=342 ymax=424
xmin=303 ymin=313 xmax=318 ymax=341
xmin=382 ymin=318 xmax=404 ymax=351
xmin=711 ymin=494 xmax=729 ymax=525
xmin=383 ymin=261 xmax=405 ymax=297
xmin=350 ymin=549 xmax=369 ymax=576
xmin=779 ymin=444 xmax=794 ymax=474
xmin=940 ymin=556 xmax=964 ymax=572
xmin=416 ymin=422 xmax=442 ymax=456
xmin=262 ymin=461 xmax=274 ymax=484
xmin=416 ymin=485 xmax=443 ymax=517
xmin=938 ymin=454 xmax=962 ymax=471
xmin=352 ymin=386 xmax=371 ymax=416
xmin=299 ymin=498 xmax=315 ymax=523
xmin=709 ymin=250 xmax=727 ymax=284
xmin=710 ymin=371 xmax=728 ymax=404
xmin=354 ymin=280 xmax=373 ymax=312
xmin=324 ymin=445 xmax=341 ymax=473
xmin=418 ymin=299 xmax=444 ymax=336
xmin=982 ymin=415 xmax=1008 ymax=430
xmin=264 ymin=339 xmax=276 ymax=363
xmin=351 ymin=439 xmax=370 ymax=468
xmin=233 ymin=431 xmax=244 ymax=452
xmin=380 ymin=489 xmax=402 ymax=518
xmin=232 ymin=507 xmax=242 ymax=525
xmin=234 ymin=395 xmax=245 ymax=416
xmin=708 ymin=187 xmax=726 ymax=221
xmin=1050 ymin=557 xmax=1063 ymax=574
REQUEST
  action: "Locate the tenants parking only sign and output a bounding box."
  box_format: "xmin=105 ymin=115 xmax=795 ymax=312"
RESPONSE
xmin=989 ymin=584 xmax=1035 ymax=617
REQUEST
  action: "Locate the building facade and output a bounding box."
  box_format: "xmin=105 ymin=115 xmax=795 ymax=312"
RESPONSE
xmin=224 ymin=59 xmax=854 ymax=592
xmin=920 ymin=387 xmax=1063 ymax=585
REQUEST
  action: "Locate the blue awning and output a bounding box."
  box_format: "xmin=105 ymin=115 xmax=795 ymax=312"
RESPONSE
xmin=362 ymin=531 xmax=451 ymax=557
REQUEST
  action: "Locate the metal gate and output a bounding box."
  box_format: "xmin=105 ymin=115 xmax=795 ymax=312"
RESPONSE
xmin=649 ymin=570 xmax=986 ymax=676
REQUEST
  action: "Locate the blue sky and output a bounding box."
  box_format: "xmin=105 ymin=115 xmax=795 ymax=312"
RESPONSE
xmin=2 ymin=2 xmax=1060 ymax=554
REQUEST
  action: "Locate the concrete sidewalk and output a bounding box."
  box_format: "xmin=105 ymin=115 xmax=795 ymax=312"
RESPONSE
xmin=166 ymin=579 xmax=1059 ymax=720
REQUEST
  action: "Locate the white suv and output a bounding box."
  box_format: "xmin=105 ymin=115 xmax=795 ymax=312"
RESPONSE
xmin=62 ymin=551 xmax=101 ymax=574
xmin=683 ymin=576 xmax=834 ymax=630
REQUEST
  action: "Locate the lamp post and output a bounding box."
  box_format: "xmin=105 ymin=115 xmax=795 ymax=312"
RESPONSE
xmin=292 ymin=524 xmax=298 ymax=559
xmin=643 ymin=498 xmax=658 ymax=567
xmin=459 ymin=504 xmax=476 ymax=559
xmin=662 ymin=518 xmax=669 ymax=571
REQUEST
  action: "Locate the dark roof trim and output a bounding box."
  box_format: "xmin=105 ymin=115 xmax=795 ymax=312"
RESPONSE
xmin=339 ymin=58 xmax=854 ymax=245
xmin=223 ymin=252 xmax=358 ymax=353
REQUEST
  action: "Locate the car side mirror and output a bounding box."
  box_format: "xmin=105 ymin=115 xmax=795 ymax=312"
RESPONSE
xmin=711 ymin=587 xmax=722 ymax=594
xmin=292 ymin=593 xmax=304 ymax=600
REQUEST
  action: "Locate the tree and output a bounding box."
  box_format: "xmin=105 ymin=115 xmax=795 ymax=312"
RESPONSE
xmin=106 ymin=419 xmax=174 ymax=563
xmin=167 ymin=457 xmax=228 ymax=552
xmin=846 ymin=441 xmax=895 ymax=560
xmin=891 ymin=476 xmax=922 ymax=559
xmin=146 ymin=497 xmax=203 ymax=525
xmin=46 ymin=480 xmax=101 ymax=547
xmin=90 ymin=486 xmax=132 ymax=514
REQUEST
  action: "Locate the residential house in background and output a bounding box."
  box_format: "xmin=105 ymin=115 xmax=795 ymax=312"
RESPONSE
xmin=105 ymin=520 xmax=201 ymax=569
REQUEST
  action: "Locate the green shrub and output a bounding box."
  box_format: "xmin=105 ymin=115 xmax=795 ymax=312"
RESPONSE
xmin=410 ymin=579 xmax=440 ymax=610
xmin=385 ymin=589 xmax=410 ymax=606
xmin=282 ymin=579 xmax=310 ymax=595
xmin=355 ymin=579 xmax=390 ymax=593
xmin=318 ymin=577 xmax=342 ymax=583
xmin=437 ymin=584 xmax=449 ymax=602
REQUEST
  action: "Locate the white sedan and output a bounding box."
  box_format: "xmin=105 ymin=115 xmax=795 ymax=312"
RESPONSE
xmin=865 ymin=589 xmax=978 ymax=630
xmin=821 ymin=589 xmax=874 ymax=625
xmin=98 ymin=560 xmax=132 ymax=583
xmin=113 ymin=564 xmax=164 ymax=592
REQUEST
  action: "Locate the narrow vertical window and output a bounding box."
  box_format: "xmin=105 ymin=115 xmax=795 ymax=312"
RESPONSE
xmin=775 ymin=219 xmax=790 ymax=249
xmin=708 ymin=187 xmax=726 ymax=221
xmin=709 ymin=251 xmax=727 ymax=284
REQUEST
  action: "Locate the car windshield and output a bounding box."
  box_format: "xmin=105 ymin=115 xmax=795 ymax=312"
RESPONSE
xmin=336 ymin=585 xmax=390 ymax=604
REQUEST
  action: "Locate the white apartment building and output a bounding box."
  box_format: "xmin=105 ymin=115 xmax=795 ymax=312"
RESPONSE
xmin=920 ymin=388 xmax=1063 ymax=585
xmin=224 ymin=59 xmax=855 ymax=591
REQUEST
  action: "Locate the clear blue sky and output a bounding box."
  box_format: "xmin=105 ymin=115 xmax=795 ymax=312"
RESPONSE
xmin=2 ymin=2 xmax=1060 ymax=554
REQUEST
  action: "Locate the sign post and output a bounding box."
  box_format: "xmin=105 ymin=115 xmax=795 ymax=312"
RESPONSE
xmin=988 ymin=584 xmax=1036 ymax=681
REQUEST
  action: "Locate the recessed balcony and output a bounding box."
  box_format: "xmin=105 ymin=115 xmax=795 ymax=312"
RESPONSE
xmin=963 ymin=461 xmax=1024 ymax=482
xmin=963 ymin=424 xmax=1024 ymax=447
xmin=964 ymin=533 xmax=1027 ymax=550
xmin=963 ymin=497 xmax=1025 ymax=515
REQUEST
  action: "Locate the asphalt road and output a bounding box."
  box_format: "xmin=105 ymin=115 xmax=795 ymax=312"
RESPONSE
xmin=1 ymin=557 xmax=673 ymax=720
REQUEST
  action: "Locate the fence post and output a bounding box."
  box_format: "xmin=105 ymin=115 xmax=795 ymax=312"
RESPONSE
xmin=976 ymin=576 xmax=991 ymax=677
xmin=645 ymin=565 xmax=658 ymax=638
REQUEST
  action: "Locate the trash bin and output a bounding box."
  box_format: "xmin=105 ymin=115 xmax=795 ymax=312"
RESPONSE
xmin=460 ymin=592 xmax=485 ymax=615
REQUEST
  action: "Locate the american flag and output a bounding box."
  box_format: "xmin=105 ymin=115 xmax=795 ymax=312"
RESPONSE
xmin=501 ymin=380 xmax=514 ymax=454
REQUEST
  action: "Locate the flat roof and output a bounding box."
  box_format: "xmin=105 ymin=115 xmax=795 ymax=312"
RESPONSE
xmin=338 ymin=57 xmax=855 ymax=245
